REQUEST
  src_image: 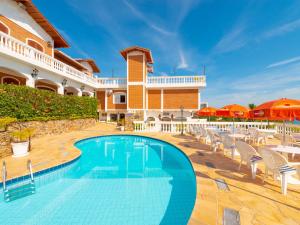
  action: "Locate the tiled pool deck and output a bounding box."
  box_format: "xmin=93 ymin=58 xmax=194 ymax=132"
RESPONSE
xmin=1 ymin=123 xmax=300 ymax=225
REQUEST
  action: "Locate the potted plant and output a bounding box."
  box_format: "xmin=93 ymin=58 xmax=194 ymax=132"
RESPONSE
xmin=10 ymin=128 xmax=35 ymax=157
xmin=0 ymin=117 xmax=17 ymax=132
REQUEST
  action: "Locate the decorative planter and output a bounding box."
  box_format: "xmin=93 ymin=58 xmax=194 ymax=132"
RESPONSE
xmin=11 ymin=141 xmax=29 ymax=157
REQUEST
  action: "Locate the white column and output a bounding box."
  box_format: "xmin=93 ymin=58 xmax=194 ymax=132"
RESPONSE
xmin=105 ymin=90 xmax=108 ymax=112
xmin=26 ymin=77 xmax=35 ymax=88
xmin=57 ymin=84 xmax=64 ymax=95
xmin=198 ymin=88 xmax=201 ymax=109
xmin=77 ymin=90 xmax=82 ymax=96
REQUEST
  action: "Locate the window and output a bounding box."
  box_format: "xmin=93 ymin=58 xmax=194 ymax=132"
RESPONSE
xmin=113 ymin=93 xmax=126 ymax=104
xmin=0 ymin=21 xmax=9 ymax=34
xmin=27 ymin=39 xmax=44 ymax=52
xmin=2 ymin=77 xmax=20 ymax=85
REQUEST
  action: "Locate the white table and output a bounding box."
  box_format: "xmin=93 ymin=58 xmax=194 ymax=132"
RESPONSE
xmin=228 ymin=133 xmax=246 ymax=139
xmin=292 ymin=133 xmax=300 ymax=142
xmin=268 ymin=145 xmax=300 ymax=155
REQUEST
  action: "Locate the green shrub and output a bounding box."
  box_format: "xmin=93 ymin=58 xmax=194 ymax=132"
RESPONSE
xmin=0 ymin=84 xmax=97 ymax=121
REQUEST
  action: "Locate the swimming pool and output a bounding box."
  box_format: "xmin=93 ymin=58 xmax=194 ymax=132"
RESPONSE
xmin=0 ymin=135 xmax=196 ymax=225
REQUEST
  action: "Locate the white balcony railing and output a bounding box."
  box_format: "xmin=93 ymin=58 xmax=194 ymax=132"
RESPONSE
xmin=97 ymin=78 xmax=127 ymax=88
xmin=147 ymin=75 xmax=206 ymax=88
xmin=0 ymin=32 xmax=98 ymax=87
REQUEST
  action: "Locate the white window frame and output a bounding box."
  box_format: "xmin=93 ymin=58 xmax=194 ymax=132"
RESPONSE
xmin=113 ymin=92 xmax=126 ymax=104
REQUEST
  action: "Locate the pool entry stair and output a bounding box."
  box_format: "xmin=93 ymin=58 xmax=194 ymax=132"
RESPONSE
xmin=2 ymin=160 xmax=36 ymax=202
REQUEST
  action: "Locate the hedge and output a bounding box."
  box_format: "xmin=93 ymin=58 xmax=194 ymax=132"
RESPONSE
xmin=0 ymin=84 xmax=97 ymax=121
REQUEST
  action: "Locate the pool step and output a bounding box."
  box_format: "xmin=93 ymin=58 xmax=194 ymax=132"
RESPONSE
xmin=4 ymin=182 xmax=36 ymax=202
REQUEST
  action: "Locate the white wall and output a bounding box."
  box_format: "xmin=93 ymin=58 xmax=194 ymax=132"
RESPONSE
xmin=0 ymin=0 xmax=54 ymax=45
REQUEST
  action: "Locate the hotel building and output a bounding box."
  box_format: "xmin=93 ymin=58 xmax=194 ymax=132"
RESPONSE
xmin=0 ymin=0 xmax=206 ymax=121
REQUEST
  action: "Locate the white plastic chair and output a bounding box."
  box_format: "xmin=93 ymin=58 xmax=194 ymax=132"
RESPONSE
xmin=221 ymin=135 xmax=236 ymax=158
xmin=249 ymin=128 xmax=267 ymax=145
xmin=207 ymin=130 xmax=222 ymax=152
xmin=259 ymin=147 xmax=300 ymax=195
xmin=236 ymin=141 xmax=262 ymax=179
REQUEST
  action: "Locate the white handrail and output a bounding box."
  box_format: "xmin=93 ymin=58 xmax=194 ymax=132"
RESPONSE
xmin=147 ymin=76 xmax=206 ymax=86
xmin=0 ymin=32 xmax=98 ymax=87
xmin=27 ymin=160 xmax=34 ymax=183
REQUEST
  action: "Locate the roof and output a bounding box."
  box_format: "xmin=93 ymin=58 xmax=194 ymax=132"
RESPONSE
xmin=75 ymin=59 xmax=100 ymax=73
xmin=14 ymin=0 xmax=69 ymax=48
xmin=54 ymin=50 xmax=88 ymax=71
xmin=120 ymin=46 xmax=154 ymax=64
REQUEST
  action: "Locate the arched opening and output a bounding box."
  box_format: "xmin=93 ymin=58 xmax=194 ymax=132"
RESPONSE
xmin=27 ymin=39 xmax=44 ymax=52
xmin=35 ymin=79 xmax=58 ymax=92
xmin=64 ymin=86 xmax=79 ymax=96
xmin=0 ymin=67 xmax=27 ymax=85
xmin=82 ymin=91 xmax=92 ymax=97
xmin=2 ymin=77 xmax=20 ymax=85
xmin=0 ymin=21 xmax=9 ymax=35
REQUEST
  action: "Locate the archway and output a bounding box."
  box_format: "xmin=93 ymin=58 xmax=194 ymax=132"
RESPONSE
xmin=35 ymin=79 xmax=58 ymax=92
xmin=0 ymin=67 xmax=27 ymax=85
xmin=64 ymin=86 xmax=80 ymax=96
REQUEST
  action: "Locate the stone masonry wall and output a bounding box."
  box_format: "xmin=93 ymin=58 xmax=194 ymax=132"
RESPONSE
xmin=0 ymin=118 xmax=96 ymax=158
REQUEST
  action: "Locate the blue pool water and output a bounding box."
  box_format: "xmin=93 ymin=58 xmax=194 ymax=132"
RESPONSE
xmin=0 ymin=135 xmax=196 ymax=225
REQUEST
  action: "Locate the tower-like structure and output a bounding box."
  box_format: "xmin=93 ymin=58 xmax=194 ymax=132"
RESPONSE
xmin=120 ymin=46 xmax=153 ymax=119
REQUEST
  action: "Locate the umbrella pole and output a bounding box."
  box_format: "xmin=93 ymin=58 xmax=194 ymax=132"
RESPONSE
xmin=232 ymin=117 xmax=235 ymax=134
xmin=283 ymin=120 xmax=286 ymax=145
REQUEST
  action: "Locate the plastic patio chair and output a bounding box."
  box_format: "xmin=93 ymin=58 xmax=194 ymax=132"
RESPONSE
xmin=258 ymin=147 xmax=300 ymax=195
xmin=235 ymin=141 xmax=262 ymax=179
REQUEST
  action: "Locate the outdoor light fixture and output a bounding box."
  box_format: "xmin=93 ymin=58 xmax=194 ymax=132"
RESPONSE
xmin=31 ymin=68 xmax=39 ymax=80
xmin=61 ymin=79 xmax=67 ymax=87
xmin=80 ymin=85 xmax=85 ymax=91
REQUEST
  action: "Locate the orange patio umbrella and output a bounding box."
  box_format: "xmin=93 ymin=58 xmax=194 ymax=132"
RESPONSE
xmin=216 ymin=104 xmax=249 ymax=119
xmin=250 ymin=98 xmax=300 ymax=121
xmin=196 ymin=107 xmax=217 ymax=117
xmin=250 ymin=98 xmax=300 ymax=144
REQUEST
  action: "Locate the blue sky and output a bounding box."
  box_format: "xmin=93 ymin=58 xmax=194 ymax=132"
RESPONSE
xmin=34 ymin=0 xmax=300 ymax=107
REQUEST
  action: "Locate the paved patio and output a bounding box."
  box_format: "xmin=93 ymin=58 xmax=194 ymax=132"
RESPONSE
xmin=1 ymin=122 xmax=300 ymax=225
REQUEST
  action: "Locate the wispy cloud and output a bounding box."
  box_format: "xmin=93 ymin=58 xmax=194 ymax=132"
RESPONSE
xmin=261 ymin=18 xmax=300 ymax=39
xmin=57 ymin=28 xmax=90 ymax=58
xmin=177 ymin=49 xmax=188 ymax=69
xmin=212 ymin=25 xmax=247 ymax=54
xmin=123 ymin=0 xmax=175 ymax=36
xmin=267 ymin=56 xmax=300 ymax=68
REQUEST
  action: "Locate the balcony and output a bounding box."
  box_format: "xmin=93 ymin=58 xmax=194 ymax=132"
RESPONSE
xmin=97 ymin=78 xmax=127 ymax=89
xmin=0 ymin=32 xmax=98 ymax=87
xmin=146 ymin=75 xmax=206 ymax=88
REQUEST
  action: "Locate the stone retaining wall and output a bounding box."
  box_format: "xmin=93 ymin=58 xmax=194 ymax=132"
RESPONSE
xmin=0 ymin=118 xmax=96 ymax=158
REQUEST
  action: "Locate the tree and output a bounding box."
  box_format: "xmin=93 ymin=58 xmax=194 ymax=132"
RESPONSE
xmin=248 ymin=103 xmax=256 ymax=110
